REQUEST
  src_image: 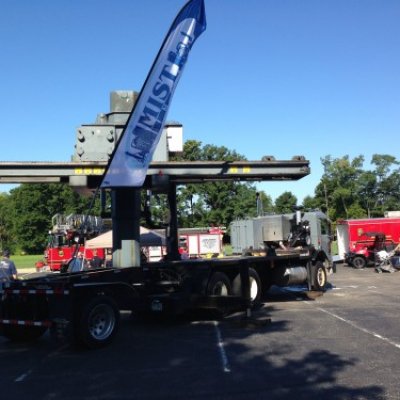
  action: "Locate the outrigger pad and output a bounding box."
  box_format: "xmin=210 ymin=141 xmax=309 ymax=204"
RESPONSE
xmin=224 ymin=308 xmax=272 ymax=329
xmin=235 ymin=316 xmax=272 ymax=329
xmin=304 ymin=290 xmax=324 ymax=300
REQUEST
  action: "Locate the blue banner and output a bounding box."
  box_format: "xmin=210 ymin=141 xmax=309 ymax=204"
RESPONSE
xmin=101 ymin=0 xmax=206 ymax=188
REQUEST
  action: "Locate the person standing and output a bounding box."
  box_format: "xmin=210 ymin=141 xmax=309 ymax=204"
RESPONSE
xmin=0 ymin=249 xmax=18 ymax=282
xmin=89 ymin=249 xmax=104 ymax=269
xmin=68 ymin=252 xmax=86 ymax=272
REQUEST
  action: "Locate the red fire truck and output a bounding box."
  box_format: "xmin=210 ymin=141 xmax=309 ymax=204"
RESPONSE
xmin=43 ymin=214 xmax=106 ymax=271
xmin=336 ymin=217 xmax=400 ymax=268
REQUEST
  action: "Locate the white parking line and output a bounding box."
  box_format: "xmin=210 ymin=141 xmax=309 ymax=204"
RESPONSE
xmin=191 ymin=320 xmax=231 ymax=373
xmin=332 ymin=285 xmax=359 ymax=290
xmin=213 ymin=321 xmax=231 ymax=373
xmin=307 ymin=302 xmax=400 ymax=350
xmin=46 ymin=343 xmax=70 ymax=358
xmin=14 ymin=369 xmax=32 ymax=382
xmin=14 ymin=343 xmax=69 ymax=383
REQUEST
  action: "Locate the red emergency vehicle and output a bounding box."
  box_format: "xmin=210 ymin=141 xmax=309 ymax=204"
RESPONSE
xmin=43 ymin=214 xmax=105 ymax=271
xmin=336 ymin=217 xmax=400 ymax=268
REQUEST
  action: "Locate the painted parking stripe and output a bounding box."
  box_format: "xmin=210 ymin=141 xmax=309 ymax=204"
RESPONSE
xmin=213 ymin=321 xmax=231 ymax=373
xmin=14 ymin=370 xmax=32 ymax=382
xmin=14 ymin=343 xmax=69 ymax=383
xmin=306 ymin=302 xmax=400 ymax=350
xmin=191 ymin=320 xmax=231 ymax=373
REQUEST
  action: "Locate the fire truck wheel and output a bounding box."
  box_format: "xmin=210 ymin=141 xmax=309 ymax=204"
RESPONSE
xmin=206 ymin=272 xmax=232 ymax=296
xmin=352 ymin=256 xmax=366 ymax=269
xmin=311 ymin=261 xmax=327 ymax=291
xmin=75 ymin=296 xmax=120 ymax=349
xmin=232 ymin=268 xmax=262 ymax=308
xmin=2 ymin=325 xmax=47 ymax=342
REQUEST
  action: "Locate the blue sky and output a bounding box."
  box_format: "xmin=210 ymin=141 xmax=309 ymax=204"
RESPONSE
xmin=1 ymin=0 xmax=399 ymax=202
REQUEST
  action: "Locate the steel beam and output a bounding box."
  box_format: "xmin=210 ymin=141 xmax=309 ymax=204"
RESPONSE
xmin=0 ymin=158 xmax=310 ymax=187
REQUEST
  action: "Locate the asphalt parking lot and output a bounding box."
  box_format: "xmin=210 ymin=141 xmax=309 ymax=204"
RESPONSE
xmin=1 ymin=263 xmax=400 ymax=400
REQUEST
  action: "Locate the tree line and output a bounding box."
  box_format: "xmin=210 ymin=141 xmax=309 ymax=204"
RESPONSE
xmin=303 ymin=154 xmax=400 ymax=221
xmin=0 ymin=140 xmax=399 ymax=254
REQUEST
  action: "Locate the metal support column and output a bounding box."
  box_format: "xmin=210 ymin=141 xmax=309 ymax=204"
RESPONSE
xmin=167 ymin=183 xmax=180 ymax=260
xmin=239 ymin=260 xmax=251 ymax=317
xmin=111 ymin=188 xmax=141 ymax=267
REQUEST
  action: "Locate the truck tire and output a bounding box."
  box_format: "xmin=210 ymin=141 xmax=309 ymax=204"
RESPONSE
xmin=2 ymin=325 xmax=47 ymax=342
xmin=75 ymin=296 xmax=120 ymax=349
xmin=311 ymin=261 xmax=327 ymax=291
xmin=352 ymin=256 xmax=366 ymax=269
xmin=232 ymin=268 xmax=262 ymax=308
xmin=206 ymin=272 xmax=232 ymax=296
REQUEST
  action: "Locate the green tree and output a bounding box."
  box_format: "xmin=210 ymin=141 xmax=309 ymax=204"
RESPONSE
xmin=274 ymin=191 xmax=297 ymax=213
xmin=370 ymin=154 xmax=400 ymax=216
xmin=318 ymin=155 xmax=365 ymax=220
xmin=0 ymin=192 xmax=14 ymax=252
xmin=171 ymin=140 xmax=273 ymax=228
xmin=357 ymin=171 xmax=378 ymax=218
xmin=313 ymin=154 xmax=400 ymax=221
xmin=8 ymin=184 xmax=92 ymax=253
xmin=302 ymin=195 xmax=321 ymax=211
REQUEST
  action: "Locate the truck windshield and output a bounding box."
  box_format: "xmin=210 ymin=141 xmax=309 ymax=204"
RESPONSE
xmin=51 ymin=235 xmax=66 ymax=247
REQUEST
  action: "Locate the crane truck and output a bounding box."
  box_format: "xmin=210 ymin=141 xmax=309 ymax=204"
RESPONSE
xmin=0 ymin=176 xmax=333 ymax=349
xmin=0 ymin=85 xmax=333 ymax=350
xmin=0 ymin=87 xmax=333 ymax=350
xmin=0 ymin=0 xmax=333 ymax=347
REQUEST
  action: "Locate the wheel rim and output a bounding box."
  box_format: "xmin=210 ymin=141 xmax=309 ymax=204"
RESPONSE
xmin=88 ymin=304 xmax=116 ymax=341
xmin=212 ymin=282 xmax=228 ymax=296
xmin=316 ymin=267 xmax=326 ymax=287
xmin=250 ymin=277 xmax=259 ymax=301
xmin=353 ymin=258 xmax=364 ymax=268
